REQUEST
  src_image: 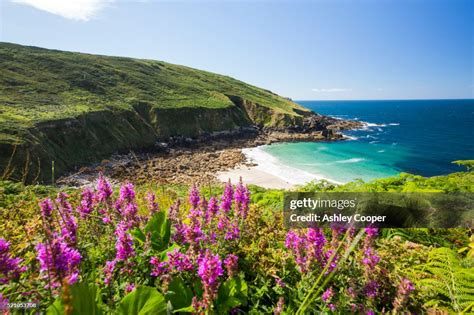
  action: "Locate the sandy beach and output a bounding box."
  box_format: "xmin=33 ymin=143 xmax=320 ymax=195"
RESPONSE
xmin=217 ymin=165 xmax=295 ymax=189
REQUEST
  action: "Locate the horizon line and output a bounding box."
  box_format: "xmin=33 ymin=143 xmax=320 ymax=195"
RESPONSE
xmin=2 ymin=42 xmax=472 ymax=103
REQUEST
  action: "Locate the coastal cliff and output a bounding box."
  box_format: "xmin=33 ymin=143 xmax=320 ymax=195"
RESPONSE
xmin=0 ymin=43 xmax=360 ymax=183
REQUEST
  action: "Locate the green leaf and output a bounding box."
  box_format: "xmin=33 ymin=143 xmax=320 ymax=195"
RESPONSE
xmin=46 ymin=282 xmax=102 ymax=315
xmin=46 ymin=299 xmax=64 ymax=315
xmin=131 ymin=228 xmax=146 ymax=245
xmin=145 ymin=212 xmax=171 ymax=251
xmin=173 ymin=305 xmax=195 ymax=313
xmin=118 ymin=286 xmax=167 ymax=315
xmin=165 ymin=276 xmax=193 ymax=311
xmin=160 ymin=243 xmax=180 ymax=261
xmin=216 ymin=277 xmax=248 ymax=313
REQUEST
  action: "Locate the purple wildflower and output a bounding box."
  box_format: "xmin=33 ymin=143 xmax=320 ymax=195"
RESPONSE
xmin=97 ymin=173 xmax=113 ymax=202
xmin=56 ymin=193 xmax=78 ymax=244
xmin=36 ymin=238 xmax=81 ymax=287
xmin=274 ymin=276 xmax=286 ymax=288
xmin=125 ymin=283 xmax=136 ymax=293
xmin=197 ymin=250 xmax=223 ymax=306
xmin=217 ymin=213 xmax=229 ymax=231
xmin=145 ymin=192 xmax=159 ymax=215
xmin=274 ymin=297 xmax=285 ymax=315
xmin=393 ymin=278 xmax=415 ymax=311
xmin=324 ymin=249 xmax=338 ymax=272
xmin=285 ymin=230 xmax=300 ymax=249
xmin=225 ymin=221 xmax=240 ymax=240
xmin=307 ymin=228 xmax=326 ymax=265
xmin=322 ymin=287 xmax=334 ymax=302
xmin=364 ymin=280 xmax=379 ymax=298
xmin=150 ymin=257 xmax=169 ymax=277
xmin=168 ymin=200 xmax=181 ymax=222
xmin=186 ymin=224 xmax=206 ymax=245
xmin=172 ymin=223 xmax=190 ymax=244
xmin=365 ymin=227 xmax=379 ymax=238
xmin=123 ymin=203 xmax=139 ymax=225
xmin=0 ymin=238 xmax=26 ymax=284
xmin=224 ymin=254 xmax=238 ymax=277
xmin=285 ymin=231 xmax=308 ymax=273
xmin=328 ymin=303 xmax=336 ymax=311
xmin=119 ymin=183 xmax=135 ymax=204
xmin=220 ymin=181 xmax=233 ymax=213
xmin=114 ymin=221 xmax=135 ymax=261
xmin=189 ymin=185 xmax=200 ymax=208
xmin=362 ymin=247 xmax=380 ymax=268
xmin=234 ymin=179 xmax=250 ymax=218
xmin=39 ymin=198 xmax=54 ymax=218
xmin=104 ymin=260 xmax=116 ymax=285
xmin=167 ymin=249 xmax=193 ymax=272
xmin=0 ymin=294 xmax=8 ymax=311
xmin=206 ymin=197 xmax=219 ymax=223
xmin=77 ymin=188 xmax=95 ymax=218
xmin=192 ymin=296 xmax=206 ymax=313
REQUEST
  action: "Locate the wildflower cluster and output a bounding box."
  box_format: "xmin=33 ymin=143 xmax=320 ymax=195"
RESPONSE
xmin=36 ymin=194 xmax=81 ymax=288
xmin=0 ymin=174 xmax=422 ymax=313
xmin=285 ymin=228 xmax=331 ymax=273
xmin=149 ymin=180 xmax=250 ymax=311
xmin=392 ymin=277 xmax=415 ymax=311
xmin=0 ymin=238 xmax=26 ymax=284
xmin=283 ymin=225 xmax=413 ymax=313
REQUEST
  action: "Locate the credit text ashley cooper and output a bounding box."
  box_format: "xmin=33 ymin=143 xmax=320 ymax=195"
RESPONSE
xmin=288 ymin=198 xmax=386 ymax=224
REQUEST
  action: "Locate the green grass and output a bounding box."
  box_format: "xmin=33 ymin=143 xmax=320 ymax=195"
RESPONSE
xmin=0 ymin=42 xmax=309 ymax=140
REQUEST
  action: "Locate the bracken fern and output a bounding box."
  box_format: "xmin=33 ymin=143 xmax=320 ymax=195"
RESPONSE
xmin=414 ymin=247 xmax=474 ymax=313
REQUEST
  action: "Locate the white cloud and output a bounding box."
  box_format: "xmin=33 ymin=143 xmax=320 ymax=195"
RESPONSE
xmin=11 ymin=0 xmax=114 ymax=21
xmin=312 ymin=88 xmax=352 ymax=93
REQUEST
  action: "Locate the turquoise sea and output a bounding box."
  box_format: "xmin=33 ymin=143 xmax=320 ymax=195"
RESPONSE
xmin=245 ymin=99 xmax=474 ymax=184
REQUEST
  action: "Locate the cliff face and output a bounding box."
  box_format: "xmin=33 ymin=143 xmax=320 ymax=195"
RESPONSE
xmin=0 ymin=99 xmax=324 ymax=183
xmin=0 ymin=43 xmax=356 ymax=183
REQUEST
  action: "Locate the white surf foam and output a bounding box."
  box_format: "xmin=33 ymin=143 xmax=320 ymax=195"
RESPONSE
xmin=343 ymin=135 xmax=358 ymax=140
xmin=360 ymin=121 xmax=400 ymax=129
xmin=242 ymin=147 xmax=343 ymax=185
xmin=334 ymin=158 xmax=365 ymax=164
xmin=364 ymin=122 xmax=387 ymax=127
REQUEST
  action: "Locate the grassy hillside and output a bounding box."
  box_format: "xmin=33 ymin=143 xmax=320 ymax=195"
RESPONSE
xmin=0 ymin=42 xmax=309 ymax=139
xmin=0 ymin=43 xmax=313 ymax=182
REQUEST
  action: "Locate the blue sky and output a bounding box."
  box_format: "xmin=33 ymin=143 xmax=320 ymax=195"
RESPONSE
xmin=1 ymin=0 xmax=472 ymax=100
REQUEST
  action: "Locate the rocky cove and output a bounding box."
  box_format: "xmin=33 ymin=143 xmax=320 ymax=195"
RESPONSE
xmin=57 ymin=115 xmax=363 ymax=187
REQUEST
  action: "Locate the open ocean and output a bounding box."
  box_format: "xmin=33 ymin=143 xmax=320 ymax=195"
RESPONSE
xmin=244 ymin=99 xmax=474 ymax=184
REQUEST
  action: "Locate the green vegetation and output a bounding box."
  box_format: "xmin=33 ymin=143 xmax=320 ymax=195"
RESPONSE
xmin=0 ymin=42 xmax=313 ymax=182
xmin=453 ymin=160 xmax=474 ymax=171
xmin=0 ymin=42 xmax=309 ymax=140
xmin=0 ymin=168 xmax=473 ymax=313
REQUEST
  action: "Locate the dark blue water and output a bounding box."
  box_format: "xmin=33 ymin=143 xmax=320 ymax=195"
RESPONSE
xmin=254 ymin=100 xmax=473 ymax=184
xmin=300 ymin=99 xmax=474 ymax=177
